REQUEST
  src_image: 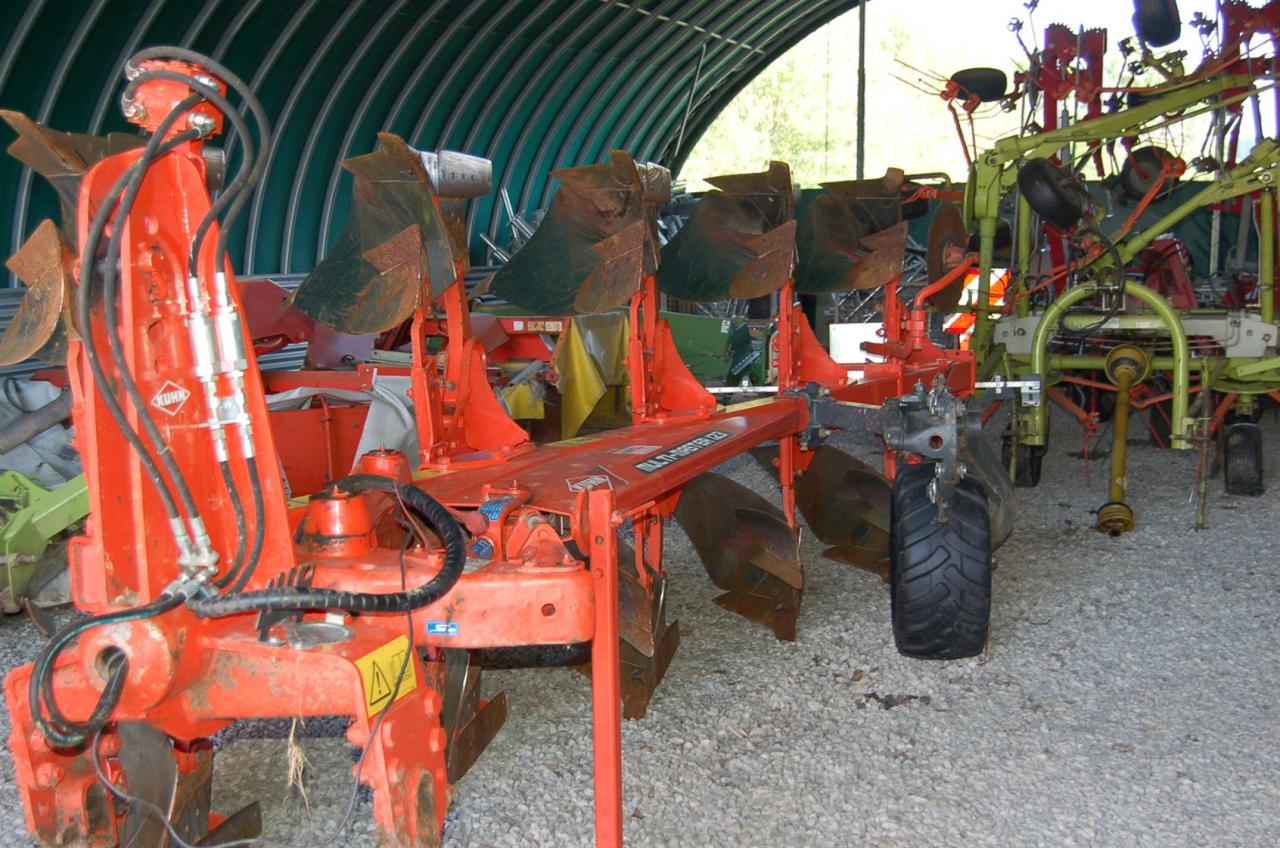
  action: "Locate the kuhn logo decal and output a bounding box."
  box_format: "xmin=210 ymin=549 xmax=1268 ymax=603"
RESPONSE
xmin=150 ymin=380 xmax=191 ymax=416
xmin=565 ymin=466 xmax=627 ymax=492
xmin=634 ymin=430 xmax=731 ymax=473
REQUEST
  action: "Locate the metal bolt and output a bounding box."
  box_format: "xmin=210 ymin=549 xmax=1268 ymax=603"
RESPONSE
xmin=189 ymin=113 xmax=216 ymax=135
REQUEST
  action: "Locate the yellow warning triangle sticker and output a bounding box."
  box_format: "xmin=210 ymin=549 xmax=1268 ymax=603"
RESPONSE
xmin=355 ymin=634 xmax=417 ymax=717
xmin=369 ymin=662 xmax=392 ymax=706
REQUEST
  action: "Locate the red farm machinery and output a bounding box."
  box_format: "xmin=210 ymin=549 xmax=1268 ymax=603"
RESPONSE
xmin=0 ymin=49 xmax=1013 ymax=847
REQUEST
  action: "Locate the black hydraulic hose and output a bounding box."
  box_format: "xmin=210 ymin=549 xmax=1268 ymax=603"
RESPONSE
xmin=225 ymin=455 xmax=266 ymax=594
xmin=76 ymin=125 xmax=202 ymax=533
xmin=125 ymin=47 xmax=272 ymax=275
xmin=213 ymin=460 xmax=247 ymax=590
xmin=107 ymin=78 xmax=256 ymax=584
xmin=98 ymin=99 xmax=211 ymax=539
xmin=122 ymin=69 xmax=259 ymax=271
xmin=123 ymin=54 xmax=274 ymax=592
xmin=190 ymin=475 xmax=466 ymax=617
xmin=31 ymin=594 xmax=183 ymax=747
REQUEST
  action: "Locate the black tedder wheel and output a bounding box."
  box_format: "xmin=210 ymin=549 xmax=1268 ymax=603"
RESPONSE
xmin=1018 ymin=158 xmax=1087 ymax=229
xmin=890 ymin=462 xmax=992 ymax=660
xmin=1133 ymin=0 xmax=1181 ymax=47
xmin=1120 ymin=146 xmax=1180 ymax=202
xmin=950 ymin=67 xmax=1008 ymax=103
xmin=1001 ymin=438 xmax=1044 ymax=487
xmin=1222 ymin=421 xmax=1264 ymax=496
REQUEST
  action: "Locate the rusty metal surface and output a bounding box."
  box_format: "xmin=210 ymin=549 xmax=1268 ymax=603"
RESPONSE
xmin=442 ymin=649 xmax=508 ymax=783
xmin=794 ymin=170 xmax=909 ymax=295
xmin=847 ymin=221 xmax=908 ymax=291
xmin=446 ymin=692 xmax=508 ymax=784
xmin=618 ymin=566 xmax=659 ymax=658
xmin=0 ymin=219 xmax=71 ymax=366
xmin=820 ymin=526 xmax=891 ymax=581
xmin=658 ymin=162 xmax=798 ymax=302
xmin=620 ymin=621 xmax=679 ymax=719
xmin=117 ymin=722 xmax=214 ymax=848
xmin=603 ymin=541 xmax=680 ymax=718
xmin=926 ymin=202 xmax=969 ymax=313
xmin=753 ymin=444 xmax=890 ymax=552
xmin=0 ymin=110 xmax=138 ymax=246
xmin=196 ymin=802 xmax=263 ymax=846
xmin=489 ymin=151 xmax=666 ymax=314
xmin=674 ymin=471 xmax=803 ymax=641
xmin=712 ymin=585 xmax=800 ymax=642
xmin=291 ymin=134 xmax=460 ymax=333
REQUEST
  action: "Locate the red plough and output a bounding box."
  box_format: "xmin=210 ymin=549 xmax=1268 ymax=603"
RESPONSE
xmin=2 ymin=49 xmax=1009 ymax=847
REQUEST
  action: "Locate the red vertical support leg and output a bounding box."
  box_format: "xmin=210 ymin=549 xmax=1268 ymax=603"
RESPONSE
xmin=348 ymin=653 xmax=451 ymax=848
xmin=645 ymin=511 xmax=663 ymax=574
xmin=589 ymin=488 xmax=623 ymax=847
xmin=779 ymin=435 xmax=797 ymax=526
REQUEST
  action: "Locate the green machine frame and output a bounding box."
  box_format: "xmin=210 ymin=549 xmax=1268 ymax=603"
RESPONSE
xmin=964 ymin=73 xmax=1280 ymax=454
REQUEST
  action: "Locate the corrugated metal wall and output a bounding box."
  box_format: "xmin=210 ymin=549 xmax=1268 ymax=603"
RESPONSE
xmin=0 ymin=0 xmax=856 ymax=278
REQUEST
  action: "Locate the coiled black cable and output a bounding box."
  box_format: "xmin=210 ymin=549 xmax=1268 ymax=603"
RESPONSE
xmin=39 ymin=105 xmax=204 ymax=748
xmin=33 ymin=50 xmax=275 ymax=749
xmin=191 ymin=475 xmax=466 ymax=617
xmin=104 ymin=73 xmax=253 ymax=576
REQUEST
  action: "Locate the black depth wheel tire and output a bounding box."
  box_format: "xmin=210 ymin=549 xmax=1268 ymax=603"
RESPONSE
xmin=1001 ymin=438 xmax=1044 ymax=487
xmin=890 ymin=462 xmax=992 ymax=660
xmin=950 ymin=67 xmax=1008 ymax=103
xmin=1134 ymin=0 xmax=1181 ymax=47
xmin=1222 ymin=421 xmax=1264 ymax=496
xmin=1018 ymin=158 xmax=1086 ymax=229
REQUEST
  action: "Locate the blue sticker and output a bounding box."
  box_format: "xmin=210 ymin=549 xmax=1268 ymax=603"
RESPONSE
xmin=478 ymin=496 xmax=514 ymax=521
xmin=427 ymin=621 xmax=459 ymax=637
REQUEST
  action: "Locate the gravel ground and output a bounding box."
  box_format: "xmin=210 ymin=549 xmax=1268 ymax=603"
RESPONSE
xmin=1 ymin=406 xmax=1278 ymax=847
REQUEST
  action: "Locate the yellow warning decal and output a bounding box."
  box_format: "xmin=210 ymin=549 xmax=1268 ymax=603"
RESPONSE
xmin=355 ymin=634 xmax=417 ymax=717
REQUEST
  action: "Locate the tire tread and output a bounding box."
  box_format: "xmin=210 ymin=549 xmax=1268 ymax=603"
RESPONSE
xmin=890 ymin=463 xmax=992 ymax=659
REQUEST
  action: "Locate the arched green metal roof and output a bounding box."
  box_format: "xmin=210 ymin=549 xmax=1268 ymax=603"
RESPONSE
xmin=0 ymin=0 xmax=857 ymax=278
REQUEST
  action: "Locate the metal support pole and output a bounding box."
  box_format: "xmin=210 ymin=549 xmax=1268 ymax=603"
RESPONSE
xmin=589 ymin=489 xmax=623 ymax=847
xmin=1098 ymin=367 xmax=1135 ymax=534
xmin=856 ymin=0 xmax=866 ymax=180
xmin=671 ymin=43 xmax=708 ymax=164
xmin=1260 ymin=188 xmax=1275 ymax=324
xmin=1016 ymin=195 xmax=1033 ymax=318
xmin=973 ymin=215 xmax=998 ymax=358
